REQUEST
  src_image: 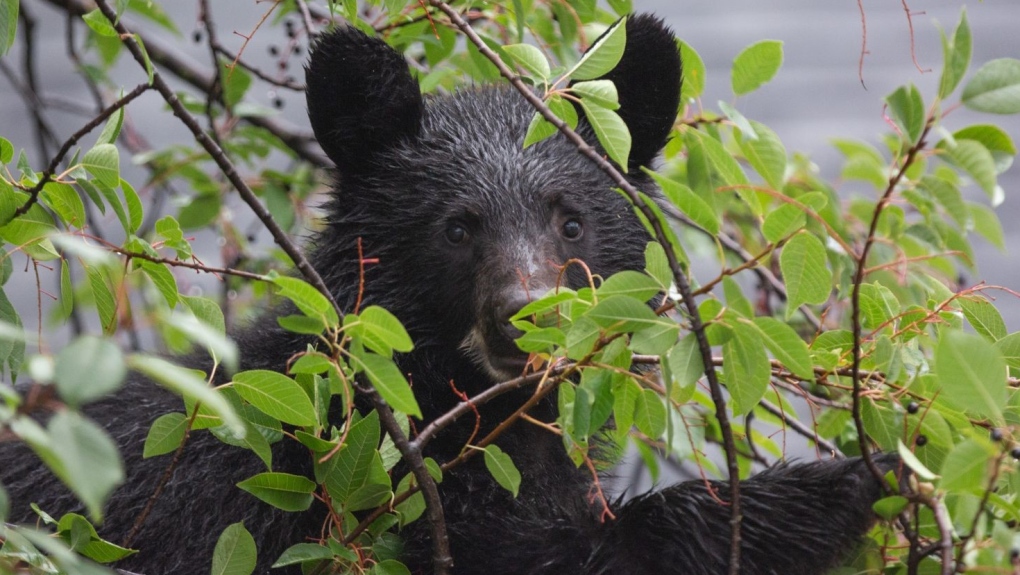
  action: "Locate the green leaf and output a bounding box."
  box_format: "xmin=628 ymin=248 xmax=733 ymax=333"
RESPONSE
xmin=120 ymin=178 xmax=143 ymax=233
xmin=211 ymin=421 xmax=273 ymax=470
xmin=724 ymin=321 xmax=770 ymax=415
xmin=49 ymin=411 xmax=124 ymax=522
xmin=349 ymin=351 xmax=421 ymax=418
xmin=129 ymin=355 xmax=244 ymax=435
xmin=0 ymin=0 xmax=17 ymax=56
xmin=942 ymin=139 xmax=998 ymax=199
xmin=586 ymin=295 xmax=661 ymax=332
xmin=138 ymin=260 xmax=179 ymax=309
xmin=731 ymin=40 xmax=783 ymax=96
xmin=318 ymin=411 xmax=380 ymax=502
xmin=0 ymin=194 xmax=58 ymax=260
xmin=183 ymin=295 xmax=226 ymax=334
xmin=954 ymin=124 xmax=1016 ymax=173
xmin=271 ymin=276 xmax=339 ymax=328
xmin=938 ymin=9 xmax=971 ymax=99
xmin=685 ymin=130 xmax=755 ymax=213
xmin=578 ymin=100 xmax=631 ymax=170
xmin=56 ymin=513 xmax=136 ymax=563
xmin=935 ymin=330 xmax=1006 ymax=423
xmin=571 ymin=79 xmax=619 ymax=110
xmin=219 ymin=60 xmax=252 ymax=108
xmin=645 ymin=169 xmax=719 ymax=235
xmin=483 ymin=444 xmax=522 ymax=497
xmin=631 ymin=321 xmax=680 ymax=356
xmin=667 ymin=333 xmax=704 ymax=389
xmin=679 ymin=41 xmax=705 ymax=101
xmin=597 ymin=270 xmax=661 ymax=302
xmin=885 ymin=84 xmax=925 ymax=144
xmin=96 ymin=107 xmax=124 ymax=146
xmin=164 ymin=313 xmax=238 ymax=372
xmin=523 ymin=94 xmax=578 ymax=148
xmin=82 ymin=9 xmax=118 ymax=37
xmin=969 ymin=203 xmax=1005 ymax=250
xmin=41 ymin=183 xmax=87 ymax=228
xmin=57 ymin=259 xmax=73 ymax=320
xmin=920 ymin=175 xmax=967 ymax=227
xmin=85 ymin=265 xmax=117 ymax=334
xmin=738 ymin=121 xmax=787 ymax=190
xmin=272 ymin=543 xmax=333 ymax=568
xmin=780 ymin=233 xmax=832 ymax=317
xmin=237 ymin=472 xmax=316 ymax=512
xmin=762 ymin=203 xmax=806 ymax=243
xmin=373 ymin=560 xmax=412 ymax=575
xmin=568 ymin=17 xmax=627 ymax=80
xmin=357 ymin=306 xmax=414 ymax=354
xmin=232 ymin=370 xmax=317 ymax=427
xmin=289 ymin=352 xmax=332 ymax=375
xmin=939 ymin=438 xmax=994 ymax=491
xmin=54 ymin=336 xmax=126 ymax=406
xmin=872 ymin=495 xmax=909 ymax=520
xmin=995 ymin=332 xmax=1020 ymax=370
xmin=143 ymin=412 xmax=188 ymax=458
xmin=959 ymin=296 xmax=1007 ymax=341
xmin=0 ymin=136 xmax=13 ymax=163
xmin=211 ymin=522 xmax=257 ymax=575
xmin=502 ymin=44 xmax=551 ymax=80
xmin=896 ymin=439 xmax=938 ymax=481
xmin=515 ymin=327 xmax=565 ymax=353
xmin=961 ymin=58 xmax=1020 ymax=114
xmin=634 ymin=387 xmax=667 ymax=438
xmin=81 ymin=144 xmax=120 ymax=188
xmin=749 ymin=317 xmax=813 ymax=380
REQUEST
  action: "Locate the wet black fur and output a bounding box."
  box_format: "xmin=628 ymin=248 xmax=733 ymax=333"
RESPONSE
xmin=2 ymin=15 xmax=890 ymax=575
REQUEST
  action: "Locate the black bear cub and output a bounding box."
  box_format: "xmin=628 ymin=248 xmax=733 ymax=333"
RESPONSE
xmin=1 ymin=14 xmax=892 ymax=575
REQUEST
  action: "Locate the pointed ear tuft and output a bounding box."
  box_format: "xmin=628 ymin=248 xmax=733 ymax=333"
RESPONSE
xmin=586 ymin=14 xmax=682 ymax=168
xmin=305 ymin=26 xmax=424 ymax=173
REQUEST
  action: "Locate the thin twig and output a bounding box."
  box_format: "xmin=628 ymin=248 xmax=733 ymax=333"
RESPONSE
xmin=850 ymin=119 xmax=933 ymax=486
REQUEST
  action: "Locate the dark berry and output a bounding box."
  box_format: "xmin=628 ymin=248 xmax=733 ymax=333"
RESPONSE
xmin=273 ymin=97 xmax=284 ymax=109
xmin=268 ymin=45 xmax=279 ymax=57
xmin=193 ymin=30 xmax=203 ymax=43
xmin=991 ymin=428 xmax=1003 ymax=442
xmin=915 ymin=434 xmax=928 ymax=447
xmin=1011 ymin=548 xmax=1020 ymax=561
xmin=292 ymin=45 xmax=302 ymax=55
xmin=1011 ymin=447 xmax=1020 ymax=460
xmin=279 ymin=60 xmax=288 ymax=71
xmin=906 ymin=401 xmax=919 ymax=414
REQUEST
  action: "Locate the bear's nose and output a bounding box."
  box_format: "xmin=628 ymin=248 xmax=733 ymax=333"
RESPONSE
xmin=495 ymin=292 xmax=532 ymax=343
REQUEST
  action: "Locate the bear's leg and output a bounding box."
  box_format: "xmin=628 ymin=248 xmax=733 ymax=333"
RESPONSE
xmin=585 ymin=457 xmax=897 ymax=575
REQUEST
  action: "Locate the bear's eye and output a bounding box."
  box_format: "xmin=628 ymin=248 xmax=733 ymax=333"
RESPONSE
xmin=561 ymin=218 xmax=583 ymax=240
xmin=445 ymin=223 xmax=468 ymax=245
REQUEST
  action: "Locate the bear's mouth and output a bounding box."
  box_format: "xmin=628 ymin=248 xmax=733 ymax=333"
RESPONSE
xmin=459 ymin=327 xmax=530 ymax=382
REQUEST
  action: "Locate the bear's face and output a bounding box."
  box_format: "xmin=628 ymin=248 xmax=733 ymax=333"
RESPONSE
xmin=305 ymin=19 xmax=680 ymax=387
xmin=366 ymin=88 xmax=646 ymax=381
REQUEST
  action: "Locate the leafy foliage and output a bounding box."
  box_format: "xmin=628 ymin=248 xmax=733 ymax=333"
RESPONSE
xmin=0 ymin=2 xmax=1018 ymax=575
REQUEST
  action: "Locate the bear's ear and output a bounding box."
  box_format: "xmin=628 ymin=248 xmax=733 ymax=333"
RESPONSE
xmin=582 ymin=14 xmax=682 ymax=169
xmin=305 ymin=26 xmax=424 ymax=173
